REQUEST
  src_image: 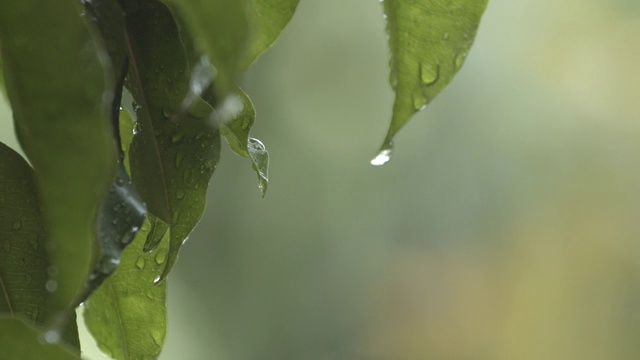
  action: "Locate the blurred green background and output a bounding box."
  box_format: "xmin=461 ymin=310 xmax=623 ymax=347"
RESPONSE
xmin=3 ymin=0 xmax=640 ymax=359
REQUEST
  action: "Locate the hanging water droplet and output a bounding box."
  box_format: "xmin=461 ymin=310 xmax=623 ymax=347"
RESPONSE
xmin=175 ymin=189 xmax=185 ymax=200
xmin=412 ymin=89 xmax=427 ymax=111
xmin=370 ymin=146 xmax=393 ymax=166
xmin=135 ymin=257 xmax=146 ymax=270
xmin=153 ymin=275 xmax=162 ymax=285
xmin=12 ymin=220 xmax=22 ymax=230
xmin=420 ymin=63 xmax=438 ymax=85
xmin=454 ymin=51 xmax=467 ymax=69
xmin=175 ymin=152 xmax=185 ymax=168
xmin=155 ymin=250 xmax=167 ymax=265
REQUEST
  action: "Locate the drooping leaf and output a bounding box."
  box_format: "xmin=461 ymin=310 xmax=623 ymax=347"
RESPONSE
xmin=0 ymin=317 xmax=81 ymax=360
xmin=0 ymin=0 xmax=118 ymax=317
xmin=162 ymin=0 xmax=250 ymax=95
xmin=244 ymin=0 xmax=300 ymax=68
xmin=0 ymin=142 xmax=49 ymax=324
xmin=217 ymin=89 xmax=270 ymax=196
xmin=84 ymin=219 xmax=167 ymax=360
xmin=376 ymin=0 xmax=488 ymax=163
xmin=122 ymin=0 xmax=221 ymax=281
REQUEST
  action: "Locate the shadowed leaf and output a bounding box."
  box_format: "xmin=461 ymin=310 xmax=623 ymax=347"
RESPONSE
xmin=0 ymin=142 xmax=49 ymax=324
xmin=0 ymin=0 xmax=117 ymax=318
xmin=377 ymin=0 xmax=488 ymax=161
xmin=122 ymin=0 xmax=221 ymax=281
xmin=0 ymin=317 xmax=81 ymax=359
xmin=84 ymin=218 xmax=167 ymax=360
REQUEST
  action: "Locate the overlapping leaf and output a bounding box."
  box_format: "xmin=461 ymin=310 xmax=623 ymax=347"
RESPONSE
xmin=84 ymin=219 xmax=167 ymax=360
xmin=122 ymin=0 xmax=221 ymax=281
xmin=0 ymin=0 xmax=118 ymax=316
xmin=162 ymin=0 xmax=250 ymax=95
xmin=0 ymin=143 xmax=49 ymax=324
xmin=376 ymin=0 xmax=488 ymax=163
xmin=0 ymin=317 xmax=81 ymax=359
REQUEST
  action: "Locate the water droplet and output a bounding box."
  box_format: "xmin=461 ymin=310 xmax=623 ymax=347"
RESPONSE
xmin=2 ymin=240 xmax=11 ymax=252
xmin=175 ymin=152 xmax=185 ymax=168
xmin=454 ymin=51 xmax=467 ymax=69
xmin=371 ymin=147 xmax=393 ymax=166
xmin=135 ymin=257 xmax=146 ymax=270
xmin=41 ymin=330 xmax=61 ymax=344
xmin=175 ymin=189 xmax=185 ymax=200
xmin=153 ymin=275 xmax=162 ymax=285
xmin=442 ymin=32 xmax=449 ymax=40
xmin=115 ymin=177 xmax=125 ymax=186
xmin=155 ymin=250 xmax=167 ymax=265
xmin=45 ymin=280 xmax=58 ymax=292
xmin=171 ymin=132 xmax=185 ymax=144
xmin=150 ymin=330 xmax=164 ymax=346
xmin=162 ymin=106 xmax=172 ymax=119
xmin=12 ymin=220 xmax=22 ymax=230
xmin=412 ymin=89 xmax=427 ymax=111
xmin=420 ymin=63 xmax=438 ymax=85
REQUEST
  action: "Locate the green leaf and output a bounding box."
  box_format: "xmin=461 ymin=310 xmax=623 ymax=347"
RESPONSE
xmin=84 ymin=219 xmax=167 ymax=360
xmin=122 ymin=0 xmax=221 ymax=281
xmin=0 ymin=0 xmax=118 ymax=315
xmin=218 ymin=89 xmax=270 ymax=196
xmin=143 ymin=215 xmax=169 ymax=253
xmin=0 ymin=142 xmax=49 ymax=324
xmin=163 ymin=0 xmax=250 ymax=95
xmin=243 ymin=0 xmax=300 ymax=68
xmin=0 ymin=316 xmax=81 ymax=359
xmin=376 ymin=0 xmax=488 ymax=162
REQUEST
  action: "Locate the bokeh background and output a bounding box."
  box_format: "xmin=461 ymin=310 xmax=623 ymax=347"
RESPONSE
xmin=3 ymin=0 xmax=640 ymax=359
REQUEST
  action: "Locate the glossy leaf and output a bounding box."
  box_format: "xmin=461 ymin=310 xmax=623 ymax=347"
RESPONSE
xmin=123 ymin=0 xmax=221 ymax=281
xmin=84 ymin=219 xmax=167 ymax=360
xmin=143 ymin=215 xmax=169 ymax=253
xmin=0 ymin=317 xmax=81 ymax=360
xmin=218 ymin=90 xmax=270 ymax=196
xmin=243 ymin=0 xmax=300 ymax=68
xmin=0 ymin=142 xmax=49 ymax=324
xmin=377 ymin=0 xmax=488 ymax=160
xmin=163 ymin=0 xmax=250 ymax=95
xmin=0 ymin=0 xmax=117 ymax=315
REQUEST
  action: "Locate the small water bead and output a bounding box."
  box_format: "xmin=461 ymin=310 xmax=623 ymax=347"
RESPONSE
xmin=155 ymin=250 xmax=167 ymax=265
xmin=370 ymin=147 xmax=393 ymax=166
xmin=135 ymin=257 xmax=146 ymax=270
xmin=420 ymin=63 xmax=438 ymax=86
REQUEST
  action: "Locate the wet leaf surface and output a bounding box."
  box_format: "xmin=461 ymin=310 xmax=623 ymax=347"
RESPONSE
xmin=378 ymin=0 xmax=488 ymax=161
xmin=84 ymin=219 xmax=167 ymax=360
xmin=122 ymin=0 xmax=221 ymax=281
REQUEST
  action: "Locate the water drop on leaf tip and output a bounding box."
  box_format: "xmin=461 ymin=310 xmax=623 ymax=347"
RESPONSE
xmin=370 ymin=148 xmax=392 ymax=166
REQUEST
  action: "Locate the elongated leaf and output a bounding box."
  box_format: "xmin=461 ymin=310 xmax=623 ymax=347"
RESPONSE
xmin=376 ymin=0 xmax=488 ymax=162
xmin=0 ymin=317 xmax=81 ymax=360
xmin=0 ymin=0 xmax=117 ymax=316
xmin=162 ymin=0 xmax=250 ymax=95
xmin=0 ymin=143 xmax=49 ymax=323
xmin=244 ymin=0 xmax=300 ymax=68
xmin=123 ymin=0 xmax=221 ymax=281
xmin=84 ymin=219 xmax=167 ymax=360
xmin=217 ymin=89 xmax=270 ymax=196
